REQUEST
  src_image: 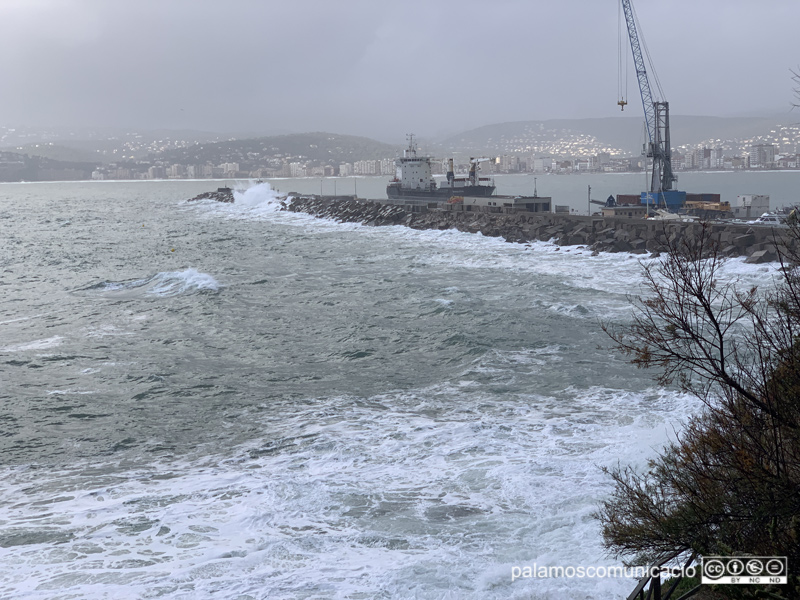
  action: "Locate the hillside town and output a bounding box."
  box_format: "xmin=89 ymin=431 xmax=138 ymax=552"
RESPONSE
xmin=86 ymin=143 xmax=800 ymax=182
xmin=1 ymin=122 xmax=800 ymax=182
xmin=75 ymin=122 xmax=800 ymax=181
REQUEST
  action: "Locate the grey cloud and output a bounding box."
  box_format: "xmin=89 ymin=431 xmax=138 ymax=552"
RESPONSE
xmin=0 ymin=0 xmax=797 ymax=141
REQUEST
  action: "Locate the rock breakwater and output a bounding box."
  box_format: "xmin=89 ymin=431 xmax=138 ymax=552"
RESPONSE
xmin=189 ymin=188 xmax=235 ymax=203
xmin=283 ymin=196 xmax=792 ymax=263
xmin=185 ymin=190 xmax=788 ymax=263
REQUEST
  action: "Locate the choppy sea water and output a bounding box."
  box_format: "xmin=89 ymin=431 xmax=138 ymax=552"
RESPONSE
xmin=0 ymin=181 xmax=780 ymax=599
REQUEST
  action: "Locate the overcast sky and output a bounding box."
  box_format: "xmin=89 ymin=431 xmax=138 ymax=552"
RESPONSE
xmin=1 ymin=0 xmax=798 ymax=142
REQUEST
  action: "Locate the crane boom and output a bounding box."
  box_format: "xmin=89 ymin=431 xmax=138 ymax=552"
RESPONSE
xmin=620 ymin=0 xmax=676 ymax=195
xmin=621 ymin=0 xmax=654 ymax=147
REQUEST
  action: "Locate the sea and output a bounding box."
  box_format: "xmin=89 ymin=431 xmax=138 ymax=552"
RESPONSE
xmin=0 ymin=173 xmax=792 ymax=599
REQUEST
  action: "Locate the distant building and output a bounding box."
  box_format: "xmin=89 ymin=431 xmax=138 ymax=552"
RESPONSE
xmin=532 ymin=157 xmax=556 ymax=173
xmin=167 ymin=164 xmax=185 ymax=178
xmin=732 ymin=194 xmax=770 ymax=219
xmin=219 ymin=162 xmax=240 ymax=178
xmin=712 ymin=147 xmax=724 ymax=169
xmin=185 ymin=165 xmax=203 ymax=179
xmin=696 ymin=147 xmax=712 ymax=170
xmin=459 ymin=195 xmax=551 ymax=213
xmin=616 ymin=194 xmax=641 ymax=205
xmin=353 ymin=160 xmax=378 ymax=176
xmin=379 ymin=158 xmax=394 ymax=176
xmin=602 ymin=204 xmax=647 ymax=219
xmin=148 ymin=166 xmax=166 ymax=179
xmin=496 ymin=155 xmax=520 ymax=173
xmin=749 ymin=144 xmax=776 ymax=169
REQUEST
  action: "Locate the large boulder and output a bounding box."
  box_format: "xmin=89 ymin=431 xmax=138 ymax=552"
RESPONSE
xmin=745 ymin=249 xmax=777 ymax=264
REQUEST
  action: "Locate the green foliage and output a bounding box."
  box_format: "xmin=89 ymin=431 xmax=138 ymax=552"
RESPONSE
xmin=599 ymin=222 xmax=800 ymax=599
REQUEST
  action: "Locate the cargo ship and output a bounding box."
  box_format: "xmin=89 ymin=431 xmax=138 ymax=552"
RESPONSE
xmin=386 ymin=135 xmax=495 ymax=203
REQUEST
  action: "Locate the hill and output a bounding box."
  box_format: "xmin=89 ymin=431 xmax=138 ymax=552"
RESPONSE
xmin=153 ymin=133 xmax=402 ymax=166
xmin=0 ymin=127 xmax=243 ymax=163
xmin=8 ymin=143 xmax=105 ymax=164
xmin=436 ymin=115 xmax=797 ymax=157
xmin=0 ymin=151 xmax=97 ymax=181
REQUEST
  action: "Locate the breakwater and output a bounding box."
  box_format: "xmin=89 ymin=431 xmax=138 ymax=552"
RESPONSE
xmin=282 ymin=196 xmax=790 ymax=263
xmin=188 ymin=188 xmax=235 ymax=203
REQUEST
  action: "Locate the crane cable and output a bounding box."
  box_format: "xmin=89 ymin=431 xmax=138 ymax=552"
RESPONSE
xmin=617 ymin=2 xmax=627 ymax=109
xmin=629 ymin=1 xmax=665 ymax=102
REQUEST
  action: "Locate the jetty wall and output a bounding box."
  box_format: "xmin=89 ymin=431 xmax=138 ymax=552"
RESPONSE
xmin=281 ymin=196 xmax=794 ymax=263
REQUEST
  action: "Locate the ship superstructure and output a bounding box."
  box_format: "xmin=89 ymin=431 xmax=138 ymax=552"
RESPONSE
xmin=386 ymin=135 xmax=495 ymax=204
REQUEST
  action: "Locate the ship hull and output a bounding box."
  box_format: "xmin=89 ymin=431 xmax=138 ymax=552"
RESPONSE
xmin=386 ymin=184 xmax=495 ymax=200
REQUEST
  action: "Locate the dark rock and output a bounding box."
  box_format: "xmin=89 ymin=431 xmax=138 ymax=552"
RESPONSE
xmin=745 ymin=250 xmax=777 ymax=264
xmin=266 ymin=196 xmax=788 ymax=262
xmin=645 ymin=239 xmax=664 ymax=253
xmin=188 ymin=189 xmax=235 ymax=203
xmin=612 ymin=239 xmax=632 ymax=252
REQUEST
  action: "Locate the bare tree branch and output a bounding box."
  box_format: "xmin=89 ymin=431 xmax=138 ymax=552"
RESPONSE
xmin=597 ymin=219 xmax=800 ymax=592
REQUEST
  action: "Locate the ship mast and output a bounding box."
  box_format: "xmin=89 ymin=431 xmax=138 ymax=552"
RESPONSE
xmin=404 ymin=133 xmax=417 ymax=158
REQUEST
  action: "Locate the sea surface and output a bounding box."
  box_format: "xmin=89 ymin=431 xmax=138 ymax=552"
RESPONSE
xmin=0 ymin=178 xmax=783 ymax=599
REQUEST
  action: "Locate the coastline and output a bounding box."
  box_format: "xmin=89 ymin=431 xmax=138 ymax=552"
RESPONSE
xmin=281 ymin=195 xmax=790 ymax=264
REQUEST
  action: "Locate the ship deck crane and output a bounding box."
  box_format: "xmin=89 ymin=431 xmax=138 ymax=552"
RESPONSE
xmin=619 ymin=0 xmax=677 ymax=201
xmin=468 ymin=157 xmax=493 ymax=186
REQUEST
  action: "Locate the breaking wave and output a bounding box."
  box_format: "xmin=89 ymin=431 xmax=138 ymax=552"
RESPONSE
xmin=186 ymin=181 xmax=296 ymax=224
xmin=231 ymin=181 xmax=289 ymax=211
xmin=77 ymin=268 xmax=220 ymax=299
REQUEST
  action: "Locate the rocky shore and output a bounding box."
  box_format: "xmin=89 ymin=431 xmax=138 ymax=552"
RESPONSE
xmin=282 ymin=196 xmax=790 ymax=264
xmin=188 ymin=188 xmax=235 ymax=203
xmin=187 ymin=189 xmax=790 ymax=263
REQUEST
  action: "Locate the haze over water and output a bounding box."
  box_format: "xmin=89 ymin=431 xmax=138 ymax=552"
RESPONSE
xmin=0 ymin=178 xmax=784 ymax=598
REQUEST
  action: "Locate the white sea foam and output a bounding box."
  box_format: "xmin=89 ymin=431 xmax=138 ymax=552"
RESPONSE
xmin=191 ymin=193 xmax=783 ymax=324
xmin=147 ymin=268 xmax=220 ymax=296
xmin=1 ymin=177 xmax=792 ymax=600
xmin=187 ymin=181 xmax=292 ymax=223
xmin=81 ymin=268 xmax=220 ymax=299
xmin=0 ymin=314 xmax=47 ymax=326
xmin=214 ymin=191 xmax=784 ymax=296
xmin=73 ymin=186 xmax=781 ymax=599
xmin=1 ymin=335 xmax=64 ymax=352
xmin=84 ymin=324 xmax=136 ymax=338
xmin=0 ymin=382 xmax=696 ymax=600
xmin=232 ymin=181 xmax=287 ymax=212
xmin=356 ymin=224 xmax=783 ymax=305
xmin=190 ymin=182 xmax=777 ymax=298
